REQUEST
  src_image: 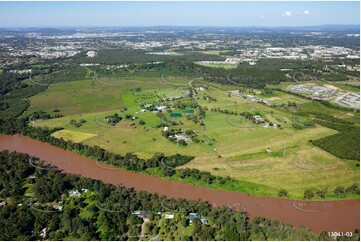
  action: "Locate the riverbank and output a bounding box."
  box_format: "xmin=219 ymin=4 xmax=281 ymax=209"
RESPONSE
xmin=0 ymin=134 xmax=359 ymax=233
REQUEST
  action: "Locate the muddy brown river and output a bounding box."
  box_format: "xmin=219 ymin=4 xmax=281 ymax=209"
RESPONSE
xmin=0 ymin=134 xmax=359 ymax=233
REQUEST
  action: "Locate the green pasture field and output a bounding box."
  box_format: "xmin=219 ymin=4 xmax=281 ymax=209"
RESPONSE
xmin=258 ymin=91 xmax=308 ymax=106
xmin=96 ymin=71 xmax=162 ymax=85
xmin=25 ymin=79 xmax=124 ymax=116
xmin=24 ymin=74 xmax=178 ymax=116
xmin=328 ymin=82 xmax=360 ymax=93
xmin=161 ymin=74 xmax=193 ymax=85
xmin=27 ymin=74 xmax=360 ymax=200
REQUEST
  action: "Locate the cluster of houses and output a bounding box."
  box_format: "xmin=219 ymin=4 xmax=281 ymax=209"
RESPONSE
xmin=244 ymin=94 xmax=271 ymax=106
xmin=289 ymin=84 xmax=338 ymax=99
xmin=138 ymin=103 xmax=194 ymax=144
xmin=68 ymin=189 xmax=88 ymax=198
xmin=140 ymin=104 xmax=167 ymax=113
xmin=131 ymin=211 xmax=208 ymax=224
xmin=289 ymin=84 xmax=360 ymax=109
xmin=252 ymin=115 xmax=280 ymax=128
xmin=238 ymin=45 xmax=360 ymax=62
xmin=230 ymin=90 xmax=271 ymax=106
xmin=163 ymin=127 xmax=191 ymax=144
xmin=335 ymin=92 xmax=360 ymax=109
xmin=8 ymin=69 xmax=32 ymax=74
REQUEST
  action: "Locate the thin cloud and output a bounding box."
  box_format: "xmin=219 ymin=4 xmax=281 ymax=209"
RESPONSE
xmin=303 ymin=10 xmax=310 ymax=15
xmin=296 ymin=10 xmax=311 ymax=15
xmin=282 ymin=11 xmax=292 ymax=17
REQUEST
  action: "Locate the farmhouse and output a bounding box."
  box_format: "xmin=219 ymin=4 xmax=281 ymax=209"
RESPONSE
xmin=40 ymin=228 xmax=47 ymax=238
xmin=68 ymin=189 xmax=81 ymax=197
xmin=155 ymin=105 xmax=167 ymax=112
xmin=189 ymin=213 xmax=201 ymax=224
xmin=189 ymin=213 xmax=208 ymax=224
xmin=164 ymin=214 xmax=175 ymax=219
xmin=201 ymin=218 xmax=209 ymax=224
xmin=245 ymin=94 xmax=262 ymax=102
xmin=68 ymin=188 xmax=87 ymax=197
xmin=131 ymin=211 xmax=149 ymax=219
xmin=175 ymin=133 xmax=190 ymax=142
xmin=252 ymin=115 xmax=265 ymax=124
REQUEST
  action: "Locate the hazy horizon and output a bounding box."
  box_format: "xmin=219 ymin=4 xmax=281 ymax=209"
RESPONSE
xmin=1 ymin=24 xmax=360 ymax=29
xmin=0 ymin=1 xmax=359 ymax=28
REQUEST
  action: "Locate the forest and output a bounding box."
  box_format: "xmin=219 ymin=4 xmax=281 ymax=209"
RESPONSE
xmin=73 ymin=49 xmax=225 ymax=65
xmin=312 ymin=127 xmax=360 ymax=161
xmin=304 ymin=112 xmax=360 ymax=161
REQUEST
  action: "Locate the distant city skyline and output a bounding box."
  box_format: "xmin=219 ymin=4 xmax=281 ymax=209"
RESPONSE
xmin=0 ymin=1 xmax=359 ymax=28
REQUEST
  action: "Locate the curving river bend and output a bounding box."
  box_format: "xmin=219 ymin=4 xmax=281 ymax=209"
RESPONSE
xmin=0 ymin=134 xmax=359 ymax=233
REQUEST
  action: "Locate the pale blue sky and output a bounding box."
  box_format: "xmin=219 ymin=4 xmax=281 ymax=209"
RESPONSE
xmin=0 ymin=1 xmax=359 ymax=27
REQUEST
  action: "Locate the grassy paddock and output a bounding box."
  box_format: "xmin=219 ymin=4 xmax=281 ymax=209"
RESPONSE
xmin=27 ymin=75 xmax=360 ymax=200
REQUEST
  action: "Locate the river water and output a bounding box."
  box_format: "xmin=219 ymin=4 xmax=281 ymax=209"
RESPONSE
xmin=0 ymin=134 xmax=359 ymax=233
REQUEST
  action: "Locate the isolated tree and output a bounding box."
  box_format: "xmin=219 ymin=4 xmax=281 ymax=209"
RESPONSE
xmin=345 ymin=183 xmax=359 ymax=194
xmin=278 ymin=189 xmax=288 ymax=197
xmin=70 ymin=119 xmax=77 ymax=126
xmin=316 ymin=187 xmax=328 ymax=199
xmin=334 ymin=186 xmax=345 ymax=197
xmin=303 ymin=189 xmax=314 ymax=199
